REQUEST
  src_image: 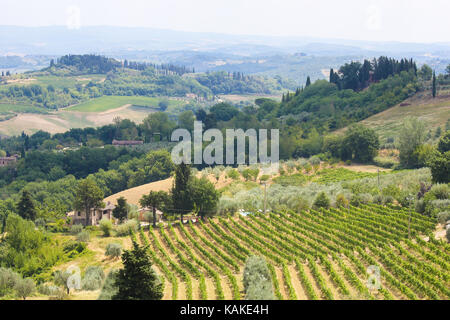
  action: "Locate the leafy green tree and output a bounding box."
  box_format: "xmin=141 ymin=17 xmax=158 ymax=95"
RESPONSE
xmin=342 ymin=125 xmax=379 ymax=163
xmin=428 ymin=151 xmax=450 ymax=183
xmin=54 ymin=270 xmax=74 ymax=295
xmin=339 ymin=61 xmax=362 ymax=91
xmin=178 ymin=110 xmax=195 ymax=132
xmin=140 ymin=112 xmax=176 ymax=142
xmin=243 ymin=256 xmax=275 ymax=300
xmin=428 ymin=132 xmax=450 ymax=183
xmin=418 ymin=64 xmax=433 ymax=80
xmin=398 ymin=117 xmax=426 ymax=168
xmin=16 ymin=190 xmax=37 ymax=221
xmin=171 ymin=163 xmax=193 ymax=221
xmin=14 ymin=277 xmax=35 ymax=300
xmin=112 ymin=240 xmax=163 ymax=300
xmin=313 ymin=192 xmax=330 ymax=209
xmin=140 ymin=191 xmax=171 ymax=227
xmin=209 ymin=103 xmax=239 ymax=122
xmin=73 ymin=178 xmax=104 ymax=226
xmin=113 ymin=197 xmax=128 ymax=223
xmin=99 ymin=218 xmax=113 ymax=236
xmin=438 ymin=130 xmax=450 ymax=153
xmin=105 ymin=243 xmax=122 ymax=259
xmin=189 ymin=177 xmax=219 ymax=219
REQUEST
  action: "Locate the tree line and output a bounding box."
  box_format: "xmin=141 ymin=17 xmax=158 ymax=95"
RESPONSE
xmin=329 ymin=56 xmax=417 ymax=91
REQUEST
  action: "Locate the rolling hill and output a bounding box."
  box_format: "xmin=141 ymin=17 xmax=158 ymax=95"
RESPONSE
xmin=347 ymin=92 xmax=450 ymax=143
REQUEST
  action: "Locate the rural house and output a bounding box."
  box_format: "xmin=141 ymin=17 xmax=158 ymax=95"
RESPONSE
xmin=138 ymin=207 xmax=164 ymax=223
xmin=68 ymin=201 xmax=116 ymax=226
xmin=0 ymin=154 xmax=19 ymax=167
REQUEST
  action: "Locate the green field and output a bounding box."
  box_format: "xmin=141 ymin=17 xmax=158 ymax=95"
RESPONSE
xmin=0 ymin=103 xmax=48 ymax=114
xmin=66 ymin=96 xmax=186 ymax=112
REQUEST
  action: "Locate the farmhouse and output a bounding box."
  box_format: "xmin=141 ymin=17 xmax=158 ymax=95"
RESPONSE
xmin=112 ymin=139 xmax=144 ymax=146
xmin=138 ymin=207 xmax=164 ymax=223
xmin=0 ymin=155 xmax=19 ymax=167
xmin=68 ymin=201 xmax=116 ymax=226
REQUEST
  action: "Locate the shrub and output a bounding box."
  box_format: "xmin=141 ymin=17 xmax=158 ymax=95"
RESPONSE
xmin=345 ymin=160 xmax=352 ymax=166
xmin=0 ymin=268 xmax=20 ymax=296
xmin=335 ymin=194 xmax=349 ymax=208
xmin=350 ymin=193 xmax=373 ymax=206
xmin=374 ymin=156 xmax=397 ymax=169
xmin=246 ymin=278 xmax=276 ymax=300
xmin=99 ymin=218 xmax=113 ymax=237
xmin=14 ymin=277 xmax=35 ymax=300
xmin=428 ymin=184 xmax=449 ymax=200
xmin=309 ymin=156 xmax=321 ymax=166
xmin=63 ymin=240 xmax=87 ymax=254
xmin=38 ymin=284 xmax=60 ymax=296
xmin=415 ymin=199 xmax=426 ymax=214
xmin=373 ymin=194 xmax=384 ymax=205
xmin=81 ymin=266 xmax=105 ymax=291
xmin=76 ymin=230 xmax=90 ymax=242
xmin=243 ymin=256 xmax=275 ymax=300
xmin=106 ymin=243 xmax=122 ymax=259
xmin=115 ymin=219 xmax=139 ymax=237
xmin=227 ymin=169 xmax=240 ymax=180
xmin=97 ymin=269 xmax=119 ymax=300
xmin=313 ymin=192 xmax=330 ymax=209
xmin=437 ymin=212 xmax=450 ymax=224
xmin=70 ymin=224 xmax=83 ymax=235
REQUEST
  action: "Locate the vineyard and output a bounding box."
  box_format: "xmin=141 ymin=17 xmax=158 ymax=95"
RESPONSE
xmin=133 ymin=204 xmax=449 ymax=300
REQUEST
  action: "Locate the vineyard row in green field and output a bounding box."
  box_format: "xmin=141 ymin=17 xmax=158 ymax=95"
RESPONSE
xmin=132 ymin=204 xmax=449 ymax=300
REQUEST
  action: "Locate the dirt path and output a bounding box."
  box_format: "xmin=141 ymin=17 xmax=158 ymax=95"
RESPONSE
xmin=274 ymin=266 xmax=288 ymax=300
xmin=302 ymin=261 xmax=322 ymax=299
xmin=287 ymin=264 xmax=308 ymax=300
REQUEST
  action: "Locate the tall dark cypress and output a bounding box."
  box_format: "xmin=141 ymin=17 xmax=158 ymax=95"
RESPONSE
xmin=432 ymin=71 xmax=437 ymax=98
xmin=305 ymin=76 xmax=311 ymax=87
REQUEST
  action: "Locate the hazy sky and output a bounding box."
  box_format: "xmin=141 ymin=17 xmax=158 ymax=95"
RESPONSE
xmin=3 ymin=0 xmax=450 ymax=43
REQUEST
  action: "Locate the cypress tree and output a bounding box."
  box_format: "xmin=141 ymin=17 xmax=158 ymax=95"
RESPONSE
xmin=432 ymin=71 xmax=437 ymax=98
xmin=171 ymin=163 xmax=192 ymax=222
xmin=113 ymin=240 xmax=163 ymax=300
xmin=17 ymin=190 xmax=37 ymax=221
xmin=305 ymin=76 xmax=311 ymax=87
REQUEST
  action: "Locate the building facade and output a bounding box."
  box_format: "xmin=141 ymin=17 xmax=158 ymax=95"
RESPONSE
xmin=69 ymin=202 xmax=116 ymax=226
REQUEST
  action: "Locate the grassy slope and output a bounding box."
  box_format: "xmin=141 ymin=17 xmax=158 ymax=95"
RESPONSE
xmin=346 ymin=92 xmax=450 ymax=142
